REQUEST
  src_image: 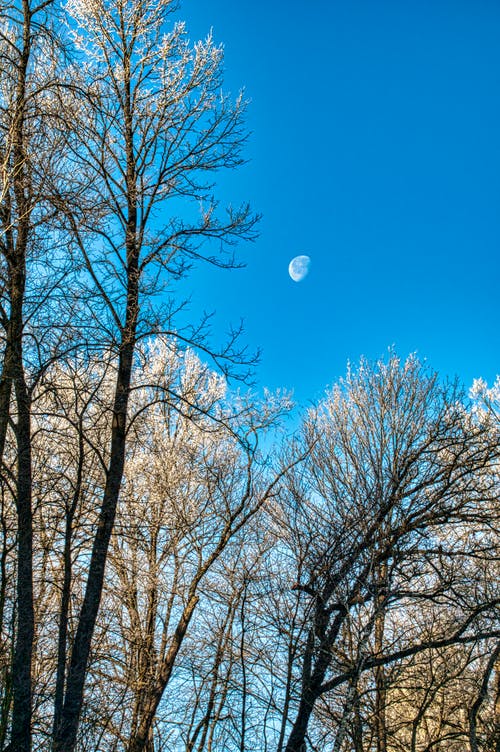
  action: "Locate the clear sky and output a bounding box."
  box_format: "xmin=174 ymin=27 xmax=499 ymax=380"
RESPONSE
xmin=180 ymin=0 xmax=499 ymax=406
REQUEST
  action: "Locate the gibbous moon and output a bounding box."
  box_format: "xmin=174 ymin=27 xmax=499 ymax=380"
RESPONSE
xmin=288 ymin=255 xmax=311 ymax=282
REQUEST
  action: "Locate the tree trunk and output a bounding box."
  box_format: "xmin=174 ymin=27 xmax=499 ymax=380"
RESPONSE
xmin=52 ymin=334 xmax=136 ymax=752
xmin=10 ymin=368 xmax=33 ymax=752
xmin=284 ymin=628 xmax=318 ymax=752
xmin=52 ymin=63 xmax=140 ymax=747
xmin=494 ymin=657 xmax=500 ymax=752
xmin=52 ymin=423 xmax=85 ymax=739
xmin=374 ymin=561 xmax=387 ymax=752
xmin=352 ymin=678 xmax=364 ymax=752
xmin=126 ymin=594 xmax=199 ymax=752
xmin=9 ymin=1 xmax=35 ymax=747
xmin=468 ymin=641 xmax=500 ymax=752
xmin=284 ymin=695 xmax=315 ymax=752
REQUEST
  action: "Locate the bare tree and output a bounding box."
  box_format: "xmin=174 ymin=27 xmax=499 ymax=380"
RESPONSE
xmin=0 ymin=0 xmax=261 ymax=748
xmin=278 ymin=354 xmax=499 ymax=752
xmin=1 ymin=1 xmax=258 ymax=746
xmin=23 ymin=339 xmax=292 ymax=751
xmin=0 ymin=1 xmax=78 ymax=746
xmin=93 ymin=342 xmax=291 ymax=752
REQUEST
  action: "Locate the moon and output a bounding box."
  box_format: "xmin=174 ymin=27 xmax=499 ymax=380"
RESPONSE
xmin=288 ymin=255 xmax=311 ymax=282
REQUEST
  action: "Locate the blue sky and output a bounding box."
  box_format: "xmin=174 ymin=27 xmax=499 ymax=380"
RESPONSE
xmin=182 ymin=1 xmax=500 ymax=406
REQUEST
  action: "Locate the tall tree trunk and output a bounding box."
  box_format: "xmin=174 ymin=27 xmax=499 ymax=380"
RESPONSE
xmin=10 ymin=354 xmax=33 ymax=752
xmin=352 ymin=678 xmax=364 ymax=752
xmin=374 ymin=561 xmax=387 ymax=752
xmin=52 ymin=61 xmax=140 ymax=749
xmin=284 ymin=629 xmax=318 ymax=752
xmin=52 ymin=423 xmax=85 ymax=739
xmin=493 ymin=657 xmax=500 ymax=752
xmin=52 ymin=329 xmax=137 ymax=752
xmin=9 ymin=1 xmax=35 ymax=748
xmin=284 ymin=602 xmax=347 ymax=752
xmin=8 ymin=210 xmax=33 ymax=752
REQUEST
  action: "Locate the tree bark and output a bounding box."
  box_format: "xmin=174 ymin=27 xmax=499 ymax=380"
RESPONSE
xmin=8 ymin=2 xmax=35 ymax=748
xmin=374 ymin=561 xmax=388 ymax=752
xmin=494 ymin=657 xmax=500 ymax=752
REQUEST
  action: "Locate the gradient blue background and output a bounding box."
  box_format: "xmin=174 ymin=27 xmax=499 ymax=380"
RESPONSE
xmin=182 ymin=1 xmax=499 ymax=406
